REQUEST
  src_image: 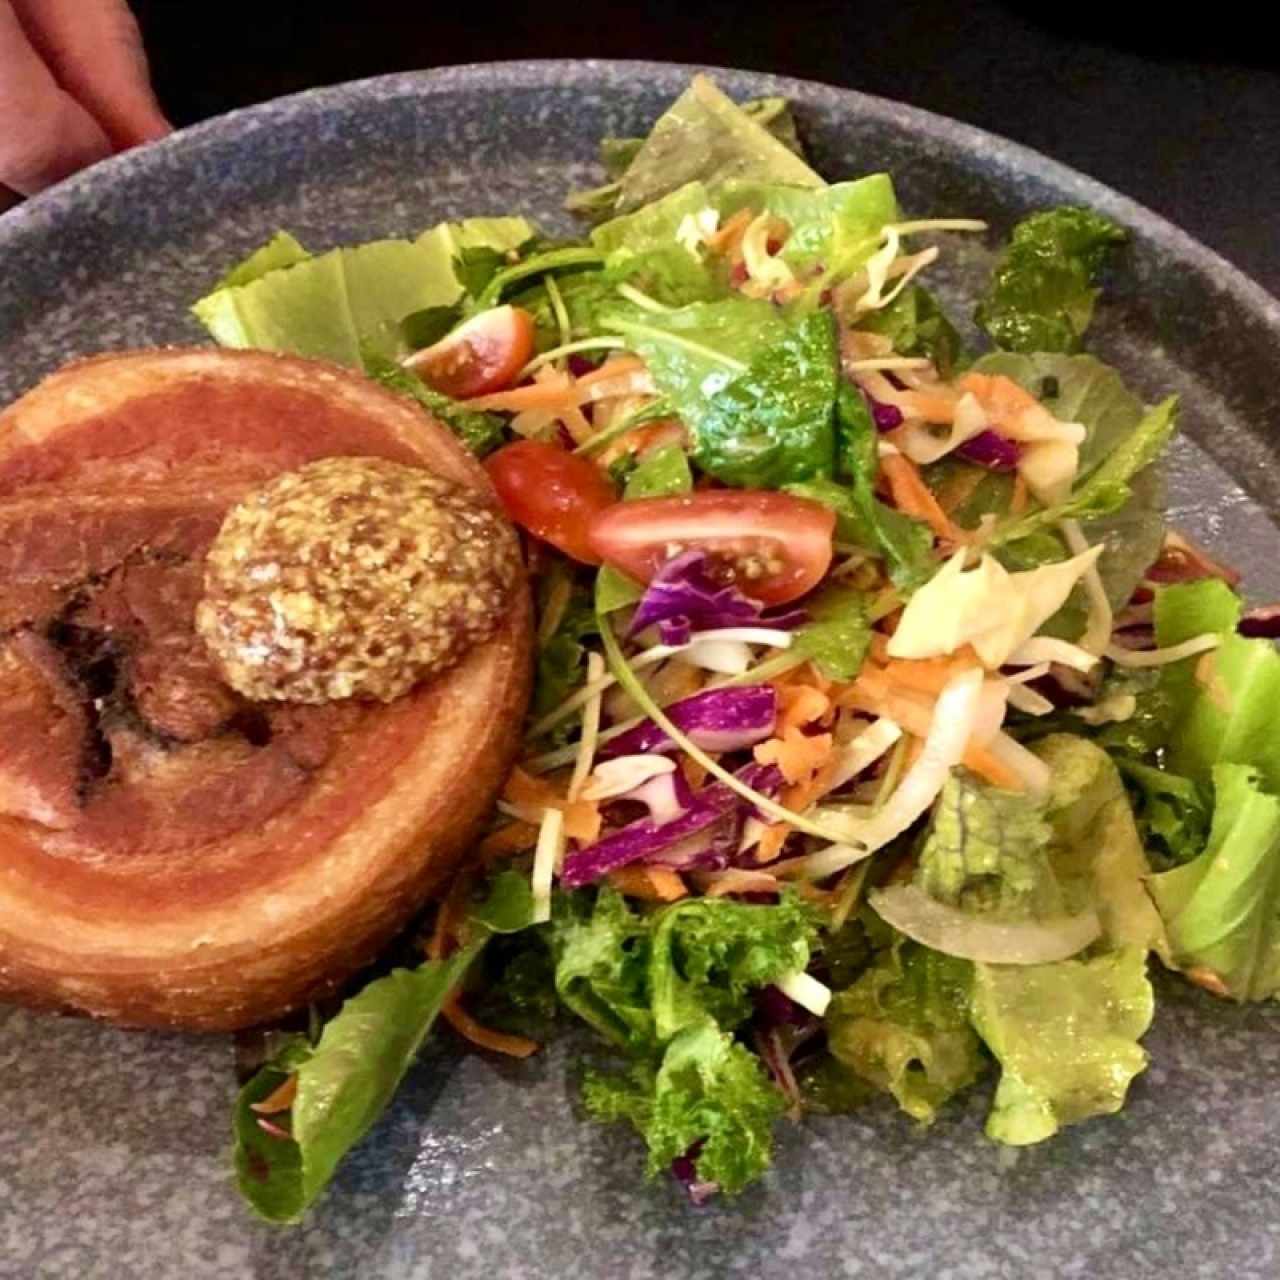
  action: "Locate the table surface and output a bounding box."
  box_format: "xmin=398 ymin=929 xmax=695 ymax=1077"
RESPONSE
xmin=129 ymin=0 xmax=1280 ymax=296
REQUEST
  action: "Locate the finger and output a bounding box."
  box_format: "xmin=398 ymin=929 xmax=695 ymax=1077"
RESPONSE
xmin=0 ymin=4 xmax=114 ymax=195
xmin=14 ymin=0 xmax=171 ymax=149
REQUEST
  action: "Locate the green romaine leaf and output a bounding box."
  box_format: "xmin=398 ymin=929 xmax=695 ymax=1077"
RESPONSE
xmin=604 ymin=299 xmax=839 ymax=487
xmin=232 ymin=933 xmax=485 ymax=1223
xmin=1155 ymin=580 xmax=1280 ymax=793
xmin=857 ymin=285 xmax=965 ymax=377
xmin=194 ymin=216 xmax=535 ymax=367
xmin=791 ymin=584 xmax=872 ymax=681
xmin=825 ymin=941 xmax=985 ymax=1123
xmin=216 ymin=230 xmax=310 ymax=288
xmin=1148 ymin=763 xmax=1280 ymax=1001
xmin=611 ymin=75 xmax=822 ymax=216
xmin=970 ymin=946 xmax=1153 ymax=1145
xmin=363 ymin=352 xmax=505 ymax=456
xmin=583 ymin=1023 xmax=785 ymax=1195
xmin=975 ymin=207 xmax=1127 ymax=354
xmin=468 ymin=868 xmax=540 ymax=934
xmin=1117 ymin=759 xmax=1212 ymax=871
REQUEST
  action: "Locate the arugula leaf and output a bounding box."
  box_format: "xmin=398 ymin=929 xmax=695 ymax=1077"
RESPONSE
xmin=791 ymin=584 xmax=872 ymax=681
xmin=509 ymin=270 xmax=623 ymax=348
xmin=583 ymin=1024 xmax=785 ymax=1195
xmin=971 ymin=946 xmax=1153 ymax=1144
xmin=232 ymin=933 xmax=485 ymax=1223
xmin=857 ymin=285 xmax=965 ymax=377
xmin=1148 ymin=764 xmax=1280 ymax=1001
xmin=364 ymin=352 xmax=505 ymax=456
xmin=825 ymin=940 xmax=985 ymax=1123
xmin=610 ymin=75 xmax=821 ymax=216
xmin=975 ymin=207 xmax=1127 ymax=354
xmin=452 ymin=245 xmax=508 ymax=299
xmin=529 ymin=583 xmax=598 ymax=738
xmin=473 ymin=246 xmax=605 ymax=312
xmin=216 ymin=230 xmax=310 ymax=289
xmin=604 ymin=298 xmax=839 ymax=487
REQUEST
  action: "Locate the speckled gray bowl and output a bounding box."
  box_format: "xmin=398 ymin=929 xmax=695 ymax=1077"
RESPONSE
xmin=2 ymin=61 xmax=1279 ymax=1280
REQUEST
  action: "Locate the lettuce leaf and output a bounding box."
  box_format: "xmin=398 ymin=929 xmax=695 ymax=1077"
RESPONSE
xmin=363 ymin=352 xmax=505 ymax=456
xmin=857 ymin=284 xmax=965 ymax=377
xmin=583 ymin=1024 xmax=785 ymax=1195
xmin=566 ymin=94 xmax=809 ymax=224
xmin=970 ymin=946 xmax=1153 ymax=1144
xmin=216 ymin=230 xmax=310 ymax=288
xmin=233 ymin=933 xmax=485 ymax=1223
xmin=791 ymin=583 xmax=873 ymax=681
xmin=825 ymin=941 xmax=984 ymax=1123
xmin=194 ymin=217 xmax=535 ymax=367
xmin=603 ymin=298 xmax=839 ymax=487
xmin=1148 ymin=764 xmax=1280 ymax=1001
xmin=608 ymin=75 xmax=821 ymax=217
xmin=975 ymin=207 xmax=1127 ymax=354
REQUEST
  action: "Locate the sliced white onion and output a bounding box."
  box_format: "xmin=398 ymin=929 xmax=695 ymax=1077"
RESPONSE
xmin=985 ymin=730 xmax=1052 ymax=795
xmin=774 ymin=969 xmax=833 ymax=1018
xmin=1005 ymin=681 xmax=1056 ymax=716
xmin=677 ymin=638 xmax=753 ymax=675
xmin=1060 ymin=518 xmax=1113 ymax=657
xmin=827 ymin=717 xmax=904 ymax=792
xmin=530 ymin=807 xmax=566 ymax=925
xmin=869 ymin=884 xmax=1101 ymax=964
xmin=1003 ymin=662 xmax=1051 ymax=685
xmin=1105 ymin=633 xmax=1222 ymax=669
xmin=741 ymin=212 xmax=795 ymax=291
xmin=972 ymin=679 xmax=1010 ymax=746
xmin=895 ymin=392 xmax=990 ymax=465
xmin=691 ymin=627 xmax=795 ymax=648
xmin=1007 ymin=637 xmax=1101 ymax=672
xmin=581 ymin=755 xmax=677 ymax=802
xmin=798 ymin=667 xmax=985 ymax=880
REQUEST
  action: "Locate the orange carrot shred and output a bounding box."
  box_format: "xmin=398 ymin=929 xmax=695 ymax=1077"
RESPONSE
xmin=880 ymin=451 xmax=965 ymax=543
xmin=754 ymin=727 xmax=834 ymax=786
xmin=777 ymin=685 xmax=832 ymax=732
xmin=607 ymin=865 xmax=688 ymax=902
xmin=250 ymin=1075 xmax=298 ymax=1116
xmin=1010 ymin=471 xmax=1029 ymax=516
xmin=442 ymin=994 xmax=539 ymax=1059
xmin=478 ymin=820 xmax=539 ymax=862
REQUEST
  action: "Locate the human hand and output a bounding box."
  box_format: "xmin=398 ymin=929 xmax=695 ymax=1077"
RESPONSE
xmin=1 ymin=0 xmax=170 ymax=205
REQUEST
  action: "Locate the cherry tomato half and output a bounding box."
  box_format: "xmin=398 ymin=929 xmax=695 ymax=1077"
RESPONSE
xmin=485 ymin=440 xmax=617 ymax=564
xmin=587 ymin=490 xmax=836 ymax=606
xmin=405 ymin=305 xmax=535 ymax=399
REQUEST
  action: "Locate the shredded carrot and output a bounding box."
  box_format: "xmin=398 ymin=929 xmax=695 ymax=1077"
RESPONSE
xmin=573 ymin=355 xmax=645 ymax=387
xmin=442 ymin=994 xmax=539 ymax=1059
xmin=250 ymin=1075 xmax=298 ymax=1116
xmin=706 ymin=207 xmax=754 ymax=255
xmin=502 ymin=767 xmax=601 ymax=842
xmin=880 ymin=451 xmax=965 ymax=543
xmin=607 ymin=865 xmax=688 ymax=901
xmin=560 ymin=401 xmax=595 ymax=445
xmin=698 ymin=868 xmax=781 ymax=897
xmin=754 ymin=823 xmax=791 ymax=864
xmin=961 ymin=742 xmax=1023 ymax=790
xmin=425 ymin=872 xmax=473 ymax=962
xmin=1009 ymin=470 xmax=1029 ymax=516
xmin=680 ymin=756 xmax=709 ymax=789
xmin=754 ymin=727 xmax=834 ymax=786
xmin=478 ymin=820 xmax=539 ymax=862
xmin=877 ymin=649 xmax=981 ymax=697
xmin=956 ymin=371 xmax=1039 ymax=419
xmin=777 ymin=684 xmax=832 ymax=732
xmin=463 ymin=372 xmax=576 ymax=413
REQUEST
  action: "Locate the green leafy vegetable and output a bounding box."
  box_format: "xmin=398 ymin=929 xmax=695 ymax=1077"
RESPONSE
xmin=604 ymin=298 xmax=839 ymax=487
xmin=363 ymin=352 xmax=505 ymax=456
xmin=583 ymin=1024 xmax=785 ymax=1195
xmin=529 ymin=583 xmax=598 ymax=738
xmin=1117 ymin=759 xmax=1211 ymax=870
xmin=970 ymin=946 xmax=1153 ymax=1144
xmin=216 ymin=230 xmax=310 ymax=288
xmin=194 ymin=217 xmax=534 ymax=367
xmin=791 ymin=584 xmax=872 ymax=681
xmin=825 ymin=941 xmax=984 ymax=1123
xmin=606 ymin=75 xmax=822 ymax=217
xmin=233 ymin=933 xmax=486 ymax=1223
xmin=1148 ymin=764 xmax=1280 ymax=1001
xmin=857 ymin=284 xmax=965 ymax=377
xmin=975 ymin=207 xmax=1127 ymax=354
xmin=473 ymin=246 xmax=605 ymax=312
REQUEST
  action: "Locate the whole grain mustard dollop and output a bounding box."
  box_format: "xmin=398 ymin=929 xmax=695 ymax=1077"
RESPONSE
xmin=197 ymin=457 xmax=521 ymax=703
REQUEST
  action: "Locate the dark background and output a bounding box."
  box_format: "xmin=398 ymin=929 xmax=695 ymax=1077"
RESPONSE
xmin=129 ymin=0 xmax=1279 ymax=294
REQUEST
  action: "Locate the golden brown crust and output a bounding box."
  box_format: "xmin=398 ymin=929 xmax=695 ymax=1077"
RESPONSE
xmin=0 ymin=348 xmax=532 ymax=1030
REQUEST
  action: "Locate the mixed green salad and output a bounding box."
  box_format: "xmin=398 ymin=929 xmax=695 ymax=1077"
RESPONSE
xmin=196 ymin=76 xmax=1280 ymax=1223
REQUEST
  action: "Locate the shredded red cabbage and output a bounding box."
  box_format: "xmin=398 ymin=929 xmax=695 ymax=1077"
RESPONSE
xmin=958 ymin=429 xmax=1021 ymax=471
xmin=1239 ymin=605 xmax=1280 ymax=639
xmin=560 ymin=763 xmax=782 ymax=887
xmin=868 ymin=395 xmax=904 ymax=432
xmin=628 ymin=550 xmax=804 ymax=640
xmin=599 ymin=686 xmax=778 ymax=759
xmin=671 ymin=1144 xmax=719 ymax=1205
